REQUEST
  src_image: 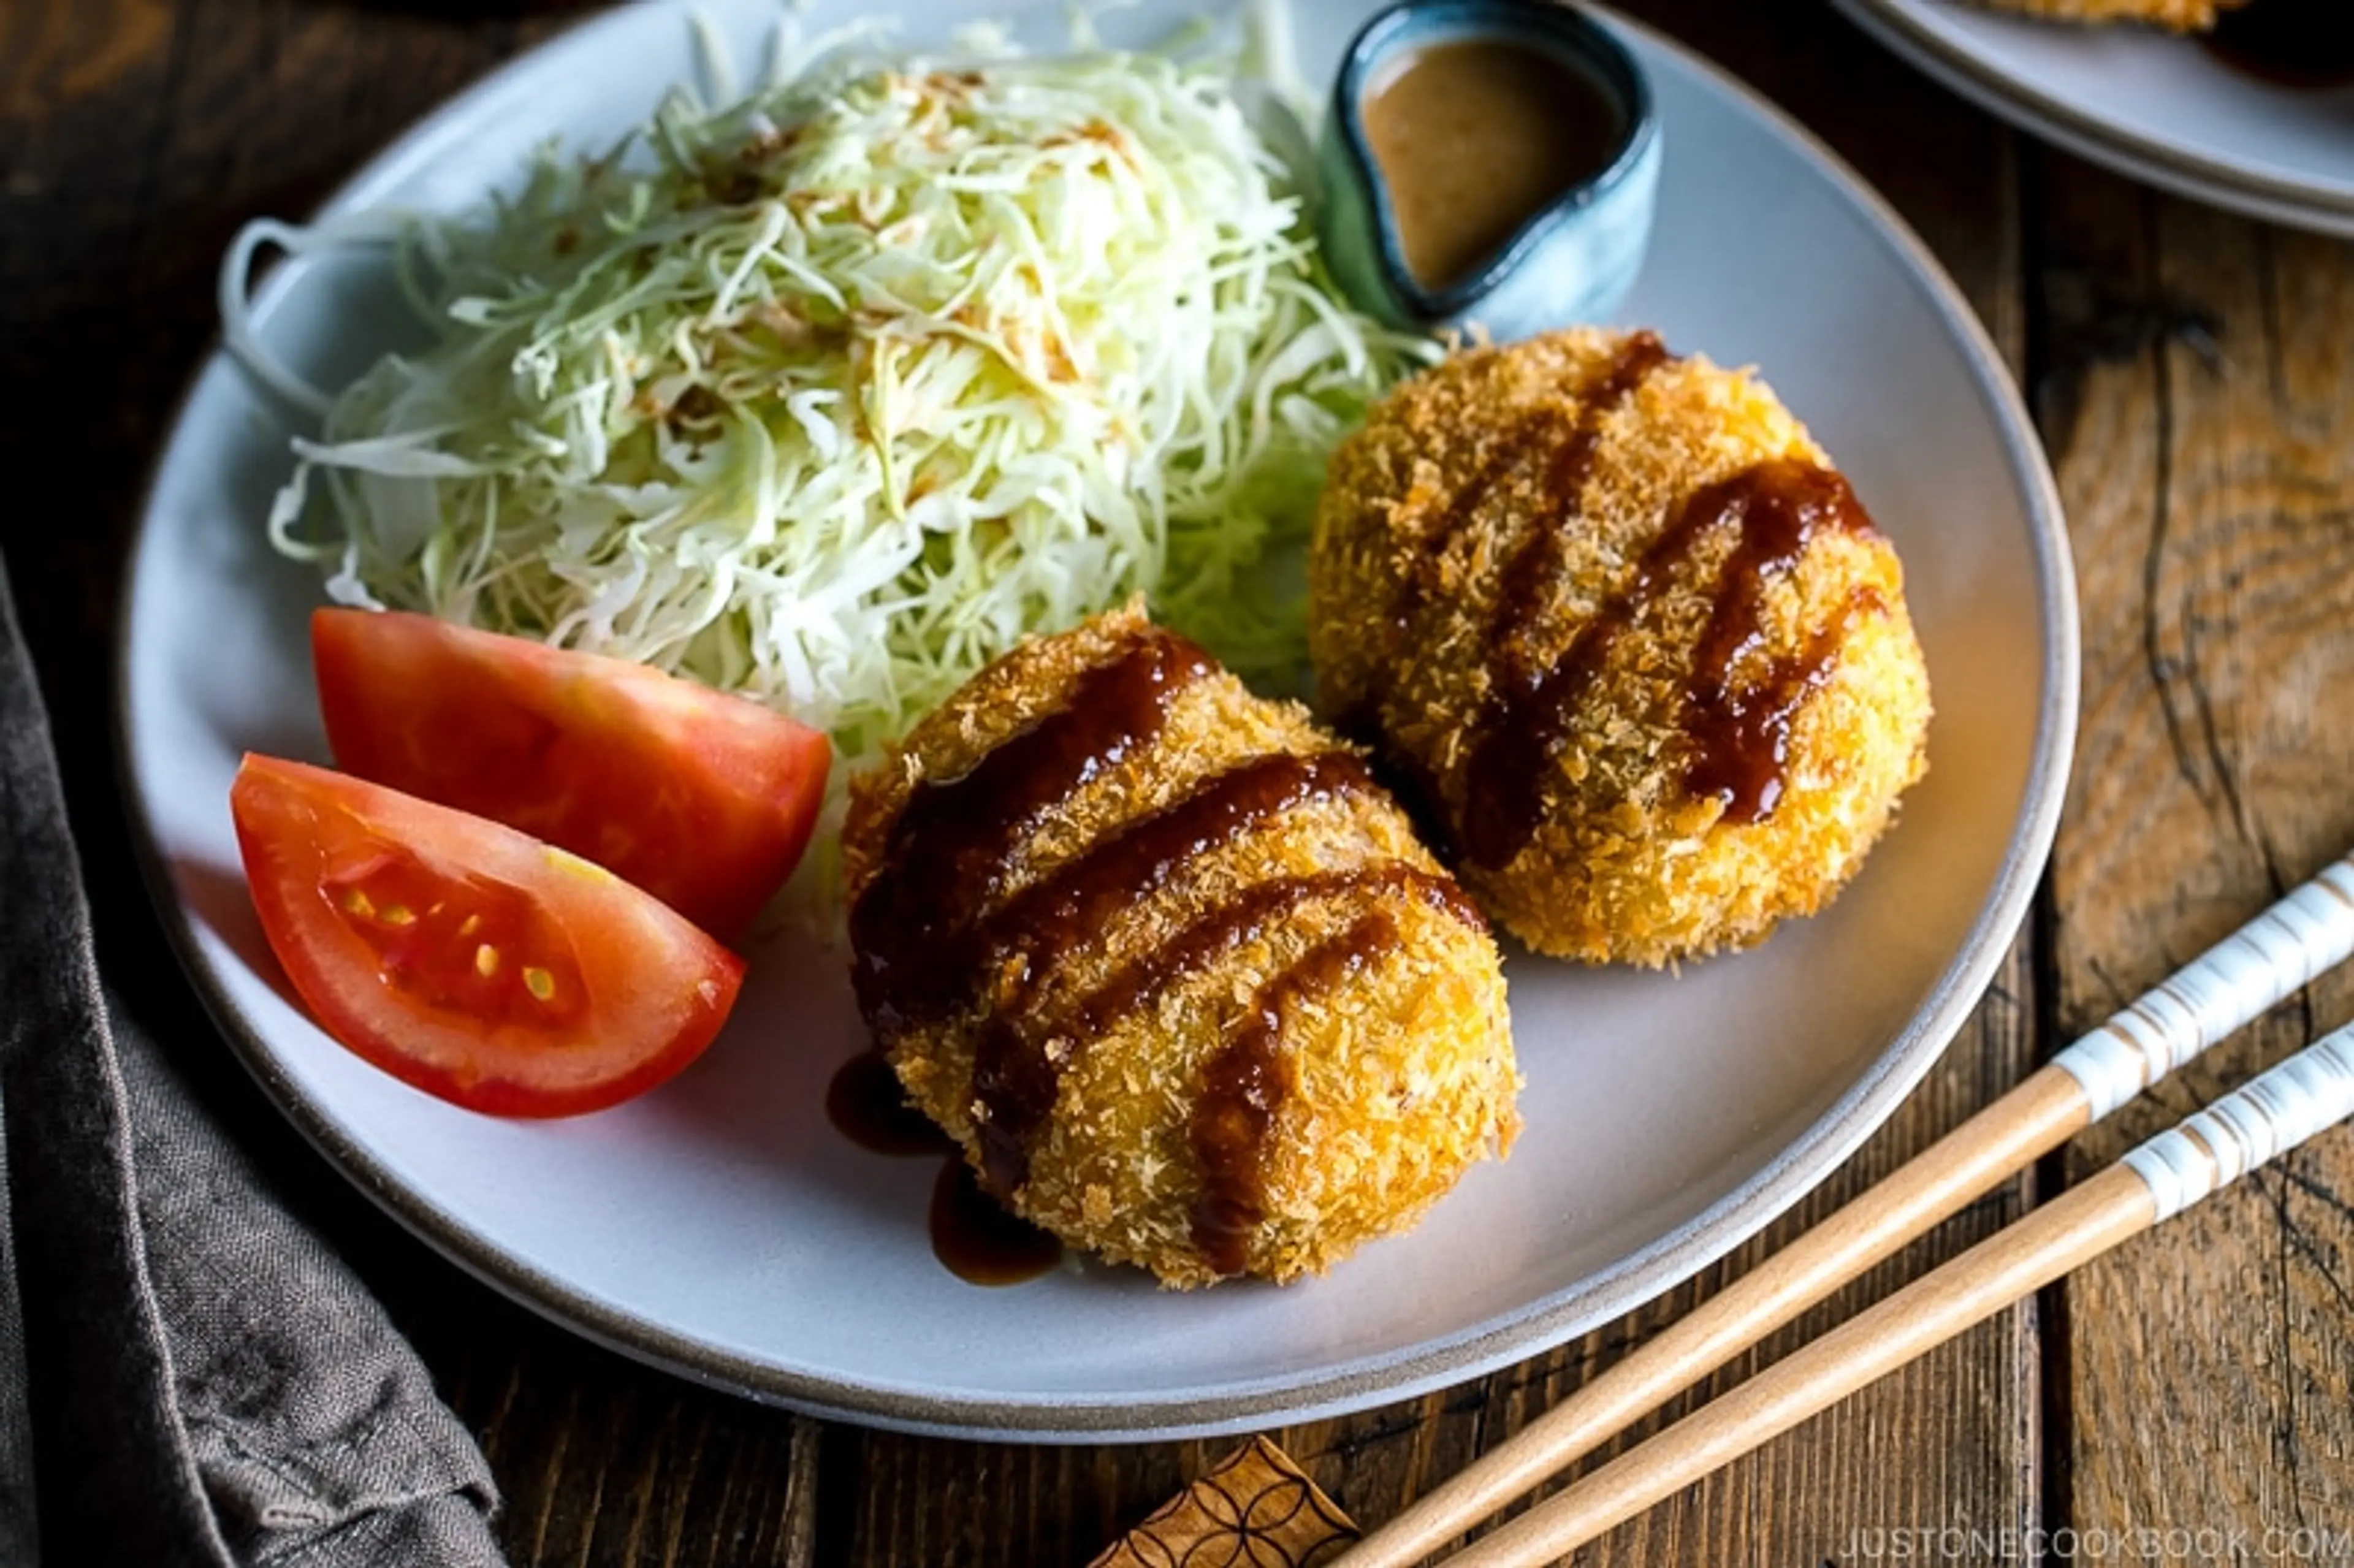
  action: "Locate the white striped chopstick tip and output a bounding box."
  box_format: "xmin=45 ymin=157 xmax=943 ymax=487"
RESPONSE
xmin=2054 ymin=857 xmax=2354 ymax=1119
xmin=2124 ymin=1024 xmax=2354 ymax=1220
xmin=1336 ymin=853 xmax=2354 ymax=1568
xmin=1425 ymin=1026 xmax=2354 ymax=1568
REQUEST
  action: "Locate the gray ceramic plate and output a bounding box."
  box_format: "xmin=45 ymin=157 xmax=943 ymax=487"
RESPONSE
xmin=1837 ymin=0 xmax=2354 ymax=237
xmin=118 ymin=0 xmax=2075 ymax=1440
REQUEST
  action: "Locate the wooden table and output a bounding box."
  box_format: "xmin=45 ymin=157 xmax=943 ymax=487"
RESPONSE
xmin=6 ymin=1 xmax=2352 ymax=1561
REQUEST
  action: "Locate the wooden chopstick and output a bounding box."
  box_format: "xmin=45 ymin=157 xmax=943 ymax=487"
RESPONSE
xmin=1339 ymin=854 xmax=2354 ymax=1568
xmin=1432 ymin=1025 xmax=2354 ymax=1568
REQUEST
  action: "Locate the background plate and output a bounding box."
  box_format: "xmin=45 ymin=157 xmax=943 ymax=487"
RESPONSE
xmin=1836 ymin=0 xmax=2354 ymax=237
xmin=120 ymin=0 xmax=2074 ymax=1440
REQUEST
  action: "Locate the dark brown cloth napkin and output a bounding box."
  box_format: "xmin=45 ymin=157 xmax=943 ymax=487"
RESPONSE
xmin=0 ymin=553 xmax=507 ymax=1566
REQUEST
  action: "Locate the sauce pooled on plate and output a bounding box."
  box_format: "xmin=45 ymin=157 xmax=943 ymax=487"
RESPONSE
xmin=826 ymin=1048 xmax=1065 ymax=1286
xmin=1360 ymin=38 xmax=1624 ymax=292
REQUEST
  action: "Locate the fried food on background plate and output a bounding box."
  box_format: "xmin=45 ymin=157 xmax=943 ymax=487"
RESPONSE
xmin=1971 ymin=0 xmax=2246 ymax=30
xmin=1309 ymin=327 xmax=1932 ymax=968
xmin=842 ymin=604 xmax=1520 ymax=1288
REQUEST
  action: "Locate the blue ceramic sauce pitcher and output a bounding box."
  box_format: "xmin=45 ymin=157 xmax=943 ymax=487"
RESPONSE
xmin=1318 ymin=1 xmax=1661 ymax=342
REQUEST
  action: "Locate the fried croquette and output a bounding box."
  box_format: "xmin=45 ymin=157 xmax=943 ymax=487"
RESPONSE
xmin=1971 ymin=0 xmax=2245 ymax=29
xmin=842 ymin=604 xmax=1520 ymax=1288
xmin=1309 ymin=328 xmax=1932 ymax=967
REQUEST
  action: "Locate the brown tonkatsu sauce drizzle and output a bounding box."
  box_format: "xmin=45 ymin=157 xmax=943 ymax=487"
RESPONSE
xmin=1460 ymin=457 xmax=1883 ymax=869
xmin=1679 ymin=465 xmax=1884 ymax=823
xmin=1368 ymin=333 xmax=1669 ymax=864
xmin=975 ymin=750 xmax=1382 ymax=992
xmin=848 ymin=629 xmax=1213 ymax=1037
xmin=842 ymin=626 xmax=1211 ymax=1287
xmin=929 ymin=1160 xmax=1064 ymax=1286
xmin=847 ymin=617 xmax=1494 ymax=1276
xmin=1385 ymin=418 xmax=1558 ymax=641
xmin=971 ymin=861 xmax=1484 ymax=1197
xmin=1387 ymin=332 xmax=1669 ymax=644
xmin=825 ymin=1049 xmax=955 ymax=1156
xmin=958 ymin=750 xmax=1381 ymax=1035
xmin=1082 ymin=863 xmax=1484 ymax=1033
xmin=962 ymin=750 xmax=1382 ymax=1194
xmin=968 ymin=1022 xmax=1062 ymax=1198
xmin=825 ymin=1051 xmax=1061 ymax=1285
xmin=1485 ymin=333 xmax=1672 ymax=680
xmin=1189 ymin=911 xmax=1399 ymax=1276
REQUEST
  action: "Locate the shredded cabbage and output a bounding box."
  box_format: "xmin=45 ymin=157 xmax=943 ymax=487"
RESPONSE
xmin=246 ymin=42 xmax=1433 ymax=774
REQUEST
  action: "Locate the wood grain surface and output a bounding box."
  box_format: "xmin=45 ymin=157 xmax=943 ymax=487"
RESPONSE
xmin=1 ymin=1 xmax=2346 ymax=1564
xmin=2039 ymin=153 xmax=2354 ymax=1555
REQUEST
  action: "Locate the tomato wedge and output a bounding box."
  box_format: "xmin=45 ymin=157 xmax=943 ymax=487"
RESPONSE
xmin=231 ymin=754 xmax=744 ymax=1116
xmin=312 ymin=608 xmax=829 ymax=938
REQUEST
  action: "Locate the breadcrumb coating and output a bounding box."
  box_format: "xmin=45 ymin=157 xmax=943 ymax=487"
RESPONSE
xmin=1972 ymin=0 xmax=2244 ymax=29
xmin=1308 ymin=329 xmax=1932 ymax=967
xmin=843 ymin=604 xmax=1520 ymax=1287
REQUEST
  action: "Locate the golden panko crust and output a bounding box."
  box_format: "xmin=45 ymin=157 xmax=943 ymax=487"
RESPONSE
xmin=1972 ymin=0 xmax=2244 ymax=29
xmin=843 ymin=604 xmax=1520 ymax=1288
xmin=1308 ymin=328 xmax=1932 ymax=967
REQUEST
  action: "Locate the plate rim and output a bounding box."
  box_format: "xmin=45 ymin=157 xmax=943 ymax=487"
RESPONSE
xmin=1834 ymin=0 xmax=2354 ymax=234
xmin=112 ymin=1 xmax=2079 ymax=1441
